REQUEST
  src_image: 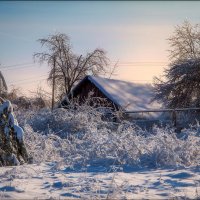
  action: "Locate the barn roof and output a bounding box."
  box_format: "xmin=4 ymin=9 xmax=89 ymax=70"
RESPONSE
xmin=71 ymin=75 xmax=161 ymax=112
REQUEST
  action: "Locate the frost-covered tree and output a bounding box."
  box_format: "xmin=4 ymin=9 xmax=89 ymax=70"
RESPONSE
xmin=0 ymin=98 xmax=29 ymax=166
xmin=0 ymin=71 xmax=7 ymax=96
xmin=168 ymin=21 xmax=200 ymax=63
xmin=34 ymin=33 xmax=109 ymax=101
xmin=154 ymin=21 xmax=200 ymax=108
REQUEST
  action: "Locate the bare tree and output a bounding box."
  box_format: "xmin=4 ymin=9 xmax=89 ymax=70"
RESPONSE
xmin=154 ymin=21 xmax=200 ymax=108
xmin=107 ymin=60 xmax=118 ymax=79
xmin=168 ymin=20 xmax=200 ymax=64
xmin=34 ymin=33 xmax=110 ymax=101
xmin=29 ymin=84 xmax=51 ymax=108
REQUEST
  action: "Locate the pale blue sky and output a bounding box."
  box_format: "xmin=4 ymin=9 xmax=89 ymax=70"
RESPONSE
xmin=0 ymin=1 xmax=200 ymax=95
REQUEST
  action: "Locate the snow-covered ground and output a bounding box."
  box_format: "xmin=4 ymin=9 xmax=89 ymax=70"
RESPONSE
xmin=0 ymin=162 xmax=200 ymax=199
xmin=1 ymin=106 xmax=200 ymax=199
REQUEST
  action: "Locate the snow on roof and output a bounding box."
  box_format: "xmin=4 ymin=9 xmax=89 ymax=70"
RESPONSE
xmin=83 ymin=76 xmax=161 ymax=112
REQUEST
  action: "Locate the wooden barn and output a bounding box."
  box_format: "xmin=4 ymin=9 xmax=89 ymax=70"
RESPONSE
xmin=61 ymin=75 xmax=161 ymax=113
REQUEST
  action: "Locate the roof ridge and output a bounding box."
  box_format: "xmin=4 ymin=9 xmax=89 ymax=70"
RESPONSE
xmin=88 ymin=75 xmax=152 ymax=86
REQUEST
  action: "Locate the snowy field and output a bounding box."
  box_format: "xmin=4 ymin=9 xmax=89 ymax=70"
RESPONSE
xmin=1 ymin=163 xmax=200 ymax=199
xmin=1 ymin=106 xmax=200 ymax=199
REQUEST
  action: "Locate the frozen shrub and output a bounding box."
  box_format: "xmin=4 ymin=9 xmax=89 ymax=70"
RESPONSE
xmin=17 ymin=104 xmax=200 ymax=169
xmin=19 ymin=103 xmax=109 ymax=138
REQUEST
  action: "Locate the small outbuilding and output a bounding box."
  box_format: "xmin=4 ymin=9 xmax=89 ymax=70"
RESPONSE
xmin=61 ymin=75 xmax=161 ymax=113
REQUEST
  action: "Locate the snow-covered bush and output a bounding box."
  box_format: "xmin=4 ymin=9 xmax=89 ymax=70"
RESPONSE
xmin=16 ymin=105 xmax=200 ymax=169
xmin=19 ymin=104 xmax=109 ymax=138
xmin=0 ymin=99 xmax=29 ymax=166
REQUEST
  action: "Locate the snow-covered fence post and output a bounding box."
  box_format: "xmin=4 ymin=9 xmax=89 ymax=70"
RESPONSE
xmin=172 ymin=110 xmax=177 ymax=127
xmin=0 ymin=98 xmax=29 ymax=166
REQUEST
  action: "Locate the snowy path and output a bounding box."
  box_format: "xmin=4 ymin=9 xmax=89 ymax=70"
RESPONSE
xmin=0 ymin=163 xmax=200 ymax=199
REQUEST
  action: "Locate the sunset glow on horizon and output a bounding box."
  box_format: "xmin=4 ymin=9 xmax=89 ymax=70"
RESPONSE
xmin=0 ymin=1 xmax=200 ymax=96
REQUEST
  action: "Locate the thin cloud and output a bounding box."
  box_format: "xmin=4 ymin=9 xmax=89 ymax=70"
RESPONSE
xmin=0 ymin=31 xmax=31 ymax=42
